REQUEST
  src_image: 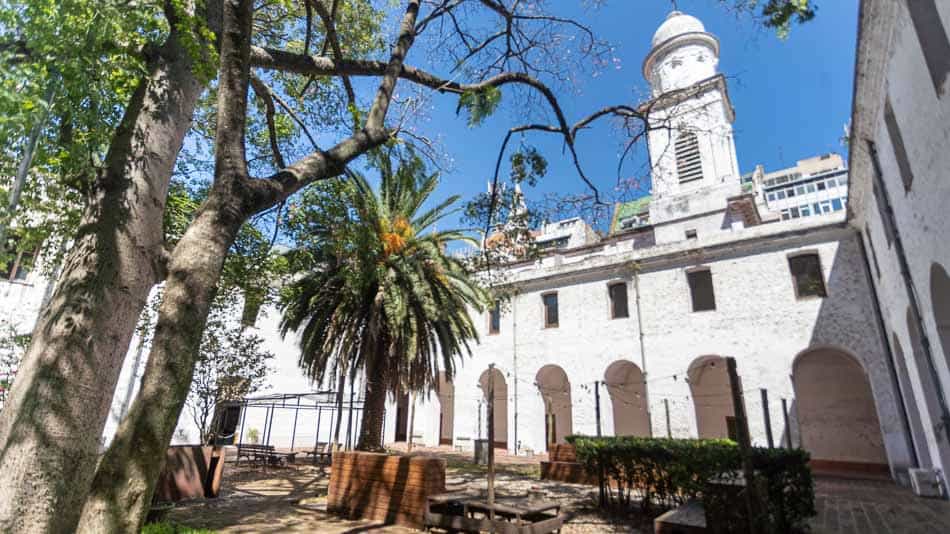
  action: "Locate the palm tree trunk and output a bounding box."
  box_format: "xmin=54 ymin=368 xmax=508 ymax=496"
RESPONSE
xmin=356 ymin=347 xmax=388 ymax=451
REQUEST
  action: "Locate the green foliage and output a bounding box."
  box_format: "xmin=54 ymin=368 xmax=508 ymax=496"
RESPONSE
xmin=567 ymin=436 xmax=815 ymax=531
xmin=246 ymin=427 xmax=260 ymax=445
xmin=141 ymin=521 xmax=215 ymax=534
xmin=279 ymin=152 xmax=488 ymax=397
xmin=0 ymin=319 xmax=30 ymax=404
xmin=509 ymin=146 xmax=547 ymax=187
xmin=458 ymin=86 xmax=502 ymax=127
xmin=747 ymin=0 xmax=817 ymax=38
xmin=0 ymin=0 xmax=171 ymax=258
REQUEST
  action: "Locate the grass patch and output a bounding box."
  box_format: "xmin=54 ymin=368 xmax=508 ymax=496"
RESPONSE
xmin=141 ymin=521 xmax=216 ymax=534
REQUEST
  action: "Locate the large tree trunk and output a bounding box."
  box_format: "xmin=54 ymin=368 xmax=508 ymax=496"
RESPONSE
xmin=356 ymin=348 xmax=389 ymax=451
xmin=76 ymin=197 xmax=245 ymax=533
xmin=0 ymin=31 xmax=201 ymax=533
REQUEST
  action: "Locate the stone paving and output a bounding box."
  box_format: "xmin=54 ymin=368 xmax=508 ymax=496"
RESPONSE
xmin=166 ymin=449 xmax=950 ymax=533
xmin=811 ymin=476 xmax=950 ymax=534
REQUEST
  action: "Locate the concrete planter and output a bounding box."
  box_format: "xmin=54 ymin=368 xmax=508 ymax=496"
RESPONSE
xmin=153 ymin=445 xmax=226 ymax=502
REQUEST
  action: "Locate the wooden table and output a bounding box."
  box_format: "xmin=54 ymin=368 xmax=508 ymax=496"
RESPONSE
xmin=465 ymin=497 xmax=560 ymax=524
xmin=425 ymin=492 xmax=565 ymax=533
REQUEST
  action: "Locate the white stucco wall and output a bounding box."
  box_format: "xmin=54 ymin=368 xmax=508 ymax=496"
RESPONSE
xmin=848 ymin=0 xmax=950 ymax=480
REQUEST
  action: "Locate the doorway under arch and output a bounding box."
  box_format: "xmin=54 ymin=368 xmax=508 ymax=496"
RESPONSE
xmin=536 ymin=365 xmax=573 ymax=449
xmin=437 ymin=372 xmax=454 ymax=446
xmin=892 ymin=333 xmax=930 ymax=468
xmin=687 ymin=356 xmax=736 ymax=439
xmin=604 ymin=360 xmax=650 ymax=436
xmin=907 ymin=306 xmax=950 ymax=472
xmin=478 ymin=367 xmax=508 ymax=449
xmin=792 ymin=347 xmax=887 ymax=470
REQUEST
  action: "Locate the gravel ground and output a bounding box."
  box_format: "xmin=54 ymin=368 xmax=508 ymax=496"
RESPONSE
xmin=164 ymin=455 xmax=648 ymax=533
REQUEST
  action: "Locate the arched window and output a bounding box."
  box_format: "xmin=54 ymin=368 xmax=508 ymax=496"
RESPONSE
xmin=675 ymin=131 xmax=703 ymax=183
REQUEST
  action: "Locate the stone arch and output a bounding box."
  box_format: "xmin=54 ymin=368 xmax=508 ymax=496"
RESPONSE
xmin=536 ymin=364 xmax=573 ymax=448
xmin=437 ymin=372 xmax=454 ymax=446
xmin=604 ymin=360 xmax=650 ymax=436
xmin=792 ymin=347 xmax=887 ymax=469
xmin=687 ymin=356 xmax=736 ymax=439
xmin=478 ymin=367 xmax=508 ymax=448
xmin=930 ymin=262 xmax=950 ymax=374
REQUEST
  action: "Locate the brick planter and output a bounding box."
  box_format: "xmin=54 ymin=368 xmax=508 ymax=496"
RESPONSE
xmin=327 ymin=451 xmax=446 ymax=528
xmin=541 ymin=444 xmax=600 ymax=485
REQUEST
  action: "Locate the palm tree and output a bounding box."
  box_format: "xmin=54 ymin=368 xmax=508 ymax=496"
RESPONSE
xmin=279 ymin=156 xmax=487 ymax=450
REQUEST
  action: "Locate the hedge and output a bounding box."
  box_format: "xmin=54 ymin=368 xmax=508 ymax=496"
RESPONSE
xmin=566 ymin=436 xmax=815 ymax=532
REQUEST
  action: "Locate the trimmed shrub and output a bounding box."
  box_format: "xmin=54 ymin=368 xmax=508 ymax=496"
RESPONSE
xmin=566 ymin=435 xmax=815 ymax=531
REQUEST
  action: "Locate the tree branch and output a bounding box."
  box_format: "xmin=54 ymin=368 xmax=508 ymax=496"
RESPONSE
xmin=214 ymin=0 xmax=254 ymax=182
xmin=244 ymin=0 xmax=423 ymax=212
xmin=309 ymin=0 xmax=357 ymax=106
xmin=249 ymin=74 xmax=287 ymax=169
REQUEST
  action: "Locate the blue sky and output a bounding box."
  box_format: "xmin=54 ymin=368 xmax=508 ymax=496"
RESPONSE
xmin=400 ymin=0 xmax=859 ymax=233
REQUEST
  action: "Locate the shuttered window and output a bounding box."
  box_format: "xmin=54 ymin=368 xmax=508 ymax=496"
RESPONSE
xmin=488 ymin=301 xmax=501 ymax=334
xmin=675 ymin=132 xmax=703 ymax=183
xmin=609 ymin=283 xmax=629 ymax=319
xmin=788 ymin=253 xmax=827 ymax=298
xmin=687 ymin=269 xmax=716 ymax=312
xmin=543 ymin=293 xmax=559 ymax=328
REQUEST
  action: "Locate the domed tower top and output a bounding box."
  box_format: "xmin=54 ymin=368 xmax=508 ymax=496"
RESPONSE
xmin=643 ymin=11 xmax=720 ymax=96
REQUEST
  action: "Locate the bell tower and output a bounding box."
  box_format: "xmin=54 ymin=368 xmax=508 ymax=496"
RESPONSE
xmin=642 ymin=11 xmax=742 ymax=242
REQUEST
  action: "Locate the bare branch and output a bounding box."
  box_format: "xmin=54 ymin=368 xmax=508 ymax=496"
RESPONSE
xmin=309 ymin=0 xmax=357 ymax=106
xmin=249 ymin=75 xmax=287 ymax=169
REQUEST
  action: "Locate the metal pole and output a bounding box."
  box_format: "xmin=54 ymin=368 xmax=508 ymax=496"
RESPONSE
xmin=346 ymin=382 xmax=356 ymax=450
xmin=512 ymin=296 xmax=519 ymax=454
xmin=726 ymin=357 xmax=762 ymax=534
xmin=760 ymin=388 xmax=774 ymax=449
xmin=261 ymin=406 xmax=270 ymax=445
xmin=315 ymin=406 xmax=323 ymax=450
xmin=477 ymin=399 xmax=483 ymax=440
xmin=408 ymin=393 xmax=417 ymax=453
xmin=664 ymin=398 xmax=671 ymax=438
xmin=333 ymin=371 xmax=345 ymax=447
xmin=487 ymin=364 xmax=496 ymax=523
xmin=237 ymin=401 xmax=248 ymax=446
xmin=265 ymin=404 xmax=276 ymax=447
xmin=594 ymin=381 xmax=602 ymax=437
xmin=782 ymin=398 xmax=793 ymax=448
xmin=290 ymin=397 xmax=301 ymax=451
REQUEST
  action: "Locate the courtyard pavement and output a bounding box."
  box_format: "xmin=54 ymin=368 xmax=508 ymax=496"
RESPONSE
xmin=166 ymin=446 xmax=950 ymax=533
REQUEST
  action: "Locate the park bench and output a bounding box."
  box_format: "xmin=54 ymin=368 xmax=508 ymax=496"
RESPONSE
xmin=236 ymin=443 xmax=297 ymax=466
xmin=454 ymin=436 xmax=471 ymax=452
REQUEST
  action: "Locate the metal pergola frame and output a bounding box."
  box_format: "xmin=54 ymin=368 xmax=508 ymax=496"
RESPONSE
xmin=223 ymin=390 xmax=367 ymax=452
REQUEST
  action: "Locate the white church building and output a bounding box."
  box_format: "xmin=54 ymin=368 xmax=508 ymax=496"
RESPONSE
xmin=381 ymin=10 xmax=916 ymax=483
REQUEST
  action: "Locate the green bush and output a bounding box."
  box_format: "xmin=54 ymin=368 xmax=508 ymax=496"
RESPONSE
xmin=566 ymin=435 xmax=815 ymax=531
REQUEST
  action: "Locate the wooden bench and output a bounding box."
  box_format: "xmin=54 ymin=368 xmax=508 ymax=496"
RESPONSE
xmin=236 ymin=444 xmax=297 ymax=466
xmin=653 ymin=499 xmax=706 ymax=534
